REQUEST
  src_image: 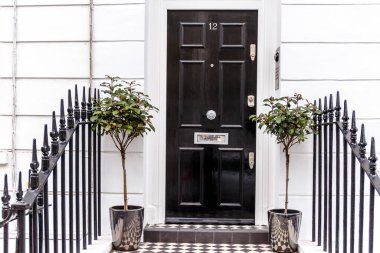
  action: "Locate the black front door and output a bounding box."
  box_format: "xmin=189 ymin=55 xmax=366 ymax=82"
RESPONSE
xmin=166 ymin=10 xmax=258 ymax=224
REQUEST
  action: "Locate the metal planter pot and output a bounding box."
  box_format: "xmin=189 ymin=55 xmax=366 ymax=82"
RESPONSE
xmin=268 ymin=209 xmax=302 ymax=253
xmin=110 ymin=205 xmax=144 ymax=251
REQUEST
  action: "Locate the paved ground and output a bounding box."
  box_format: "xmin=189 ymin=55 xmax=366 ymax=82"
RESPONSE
xmin=113 ymin=242 xmax=274 ymax=252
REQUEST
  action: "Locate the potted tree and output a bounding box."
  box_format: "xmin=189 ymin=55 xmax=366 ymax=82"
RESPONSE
xmin=250 ymin=94 xmax=317 ymax=252
xmin=91 ymin=76 xmax=158 ymax=251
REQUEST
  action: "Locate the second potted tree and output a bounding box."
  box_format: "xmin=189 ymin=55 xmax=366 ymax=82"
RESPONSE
xmin=250 ymin=94 xmax=317 ymax=252
xmin=91 ymin=76 xmax=158 ymax=251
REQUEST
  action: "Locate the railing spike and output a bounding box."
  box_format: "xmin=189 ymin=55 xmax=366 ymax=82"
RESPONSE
xmin=342 ymin=100 xmax=349 ymax=131
xmin=68 ymin=89 xmax=74 ymax=129
xmin=97 ymin=89 xmax=100 ymax=102
xmin=323 ymin=96 xmax=328 ymax=122
xmin=74 ymin=85 xmax=80 ymax=122
xmin=30 ymin=139 xmax=39 ymax=190
xmin=328 ymin=94 xmax=334 ymax=121
xmin=81 ymin=86 xmax=87 ymax=121
xmin=335 ymin=91 xmax=341 ymax=120
xmin=350 ymin=110 xmax=357 ymax=143
xmin=16 ymin=172 xmax=23 ymax=201
xmin=50 ymin=111 xmax=59 ymax=156
xmin=75 ymin=84 xmax=79 ymax=106
xmin=59 ymin=99 xmax=67 ymax=141
xmin=369 ymin=137 xmax=377 ymax=173
xmin=359 ymin=124 xmax=367 ymax=159
xmin=2 ymin=174 xmax=10 ymax=206
xmin=41 ymin=124 xmax=50 ymax=171
xmin=42 ymin=124 xmax=50 ymax=156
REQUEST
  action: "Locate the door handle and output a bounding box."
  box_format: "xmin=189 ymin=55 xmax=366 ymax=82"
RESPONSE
xmin=248 ymin=152 xmax=255 ymax=169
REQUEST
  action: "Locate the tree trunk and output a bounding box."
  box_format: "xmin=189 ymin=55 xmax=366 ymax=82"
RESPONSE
xmin=285 ymin=149 xmax=290 ymax=214
xmin=121 ymin=152 xmax=128 ymax=210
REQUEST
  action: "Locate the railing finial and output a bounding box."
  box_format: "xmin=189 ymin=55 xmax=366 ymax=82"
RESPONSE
xmin=87 ymin=87 xmax=93 ymax=121
xmin=328 ymin=94 xmax=334 ymax=122
xmin=369 ymin=137 xmax=377 ymax=173
xmin=74 ymin=85 xmax=80 ymax=122
xmin=81 ymin=86 xmax=87 ymax=121
xmin=67 ymin=89 xmax=74 ymax=129
xmin=318 ymin=98 xmax=322 ymax=124
xmin=59 ymin=99 xmax=67 ymax=142
xmin=41 ymin=124 xmax=50 ymax=171
xmin=2 ymin=174 xmax=11 ymax=208
xmin=342 ymin=100 xmax=349 ymax=131
xmin=350 ymin=110 xmax=357 ymax=143
xmin=16 ymin=171 xmax=23 ymax=201
xmin=30 ymin=139 xmax=40 ymax=190
xmin=323 ymin=96 xmax=328 ymax=122
xmin=50 ymin=111 xmax=59 ymax=156
xmin=335 ymin=91 xmax=341 ymax=121
xmin=359 ymin=124 xmax=367 ymax=159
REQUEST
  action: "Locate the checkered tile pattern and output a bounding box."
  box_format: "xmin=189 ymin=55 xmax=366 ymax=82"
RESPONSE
xmin=119 ymin=242 xmax=274 ymax=252
xmin=146 ymin=224 xmax=267 ymax=231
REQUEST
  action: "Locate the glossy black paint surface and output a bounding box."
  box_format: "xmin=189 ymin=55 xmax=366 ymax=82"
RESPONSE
xmin=166 ymin=11 xmax=258 ymax=224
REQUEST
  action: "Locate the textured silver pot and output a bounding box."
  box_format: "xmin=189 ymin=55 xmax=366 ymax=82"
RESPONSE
xmin=110 ymin=205 xmax=144 ymax=251
xmin=268 ymin=209 xmax=302 ymax=253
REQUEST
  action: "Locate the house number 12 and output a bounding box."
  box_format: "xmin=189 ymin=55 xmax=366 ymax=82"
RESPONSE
xmin=209 ymin=22 xmax=218 ymax=30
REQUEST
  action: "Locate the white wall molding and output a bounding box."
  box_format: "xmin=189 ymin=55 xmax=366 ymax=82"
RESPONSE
xmin=144 ymin=0 xmax=280 ymax=226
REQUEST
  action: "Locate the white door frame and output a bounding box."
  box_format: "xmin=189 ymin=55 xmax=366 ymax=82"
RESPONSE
xmin=144 ymin=0 xmax=280 ymax=225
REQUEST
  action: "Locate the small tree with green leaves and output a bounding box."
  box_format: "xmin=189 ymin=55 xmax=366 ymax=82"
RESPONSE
xmin=250 ymin=94 xmax=318 ymax=214
xmin=91 ymin=76 xmax=158 ymax=210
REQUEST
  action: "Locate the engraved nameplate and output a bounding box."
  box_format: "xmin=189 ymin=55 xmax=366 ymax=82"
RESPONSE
xmin=194 ymin=132 xmax=228 ymax=145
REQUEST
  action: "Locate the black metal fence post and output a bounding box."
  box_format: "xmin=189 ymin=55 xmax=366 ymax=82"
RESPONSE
xmin=334 ymin=92 xmax=341 ymax=253
xmin=81 ymin=86 xmax=87 ymax=249
xmin=41 ymin=124 xmax=50 ymax=253
xmin=2 ymin=174 xmax=10 ymax=253
xmin=68 ymin=89 xmax=74 ymax=253
xmin=30 ymin=139 xmax=40 ymax=253
xmin=349 ymin=111 xmax=357 ymax=253
xmin=368 ymin=138 xmax=377 ymax=253
xmin=342 ymin=100 xmax=349 ymax=253
xmin=74 ymin=85 xmax=81 ymax=253
xmin=50 ymin=111 xmax=59 ymax=253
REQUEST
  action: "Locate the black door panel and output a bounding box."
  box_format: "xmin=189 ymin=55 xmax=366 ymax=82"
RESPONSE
xmin=166 ymin=10 xmax=257 ymax=224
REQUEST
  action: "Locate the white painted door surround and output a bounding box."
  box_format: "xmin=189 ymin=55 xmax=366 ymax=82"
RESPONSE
xmin=144 ymin=0 xmax=280 ymax=226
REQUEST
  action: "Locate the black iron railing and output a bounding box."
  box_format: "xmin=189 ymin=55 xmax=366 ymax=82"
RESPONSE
xmin=0 ymin=85 xmax=102 ymax=253
xmin=312 ymin=92 xmax=380 ymax=253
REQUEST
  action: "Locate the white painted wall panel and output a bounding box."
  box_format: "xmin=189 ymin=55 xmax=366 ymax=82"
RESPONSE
xmin=280 ymin=81 xmax=380 ymax=119
xmin=282 ymin=0 xmax=380 ymax=4
xmin=16 ymin=79 xmax=89 ymax=115
xmin=15 ymin=116 xmax=49 ymax=150
xmin=17 ymin=42 xmax=89 ymax=78
xmin=16 ymin=0 xmax=89 ymax=5
xmin=0 ymin=116 xmax=13 ymax=149
xmin=93 ymin=42 xmax=144 ymax=78
xmin=101 ymin=152 xmax=144 ymax=194
xmin=282 ymin=5 xmax=380 ymax=42
xmin=0 ymin=7 xmax=13 ymax=41
xmin=94 ymin=0 xmax=145 ymax=4
xmin=93 ymin=4 xmax=144 ymax=41
xmin=17 ymin=6 xmax=89 ymax=41
xmin=281 ymin=44 xmax=380 ymax=80
xmin=0 ymin=43 xmax=13 ymax=77
xmin=0 ymin=80 xmax=13 ymax=116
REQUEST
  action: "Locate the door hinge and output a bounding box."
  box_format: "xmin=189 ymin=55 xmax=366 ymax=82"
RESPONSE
xmin=250 ymin=44 xmax=256 ymax=62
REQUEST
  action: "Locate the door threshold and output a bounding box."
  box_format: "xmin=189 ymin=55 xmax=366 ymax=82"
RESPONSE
xmin=165 ymin=217 xmax=255 ymax=225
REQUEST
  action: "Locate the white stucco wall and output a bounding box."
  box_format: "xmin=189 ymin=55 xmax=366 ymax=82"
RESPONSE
xmin=280 ymin=0 xmax=380 ymax=245
xmin=0 ymin=0 xmax=146 ymax=235
xmin=1 ymin=0 xmax=380 ymax=247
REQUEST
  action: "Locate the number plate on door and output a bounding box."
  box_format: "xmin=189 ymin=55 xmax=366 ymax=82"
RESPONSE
xmin=194 ymin=132 xmax=228 ymax=145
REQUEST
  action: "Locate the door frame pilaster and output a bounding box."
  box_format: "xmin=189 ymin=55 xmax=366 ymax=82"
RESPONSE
xmin=144 ymin=0 xmax=281 ymax=225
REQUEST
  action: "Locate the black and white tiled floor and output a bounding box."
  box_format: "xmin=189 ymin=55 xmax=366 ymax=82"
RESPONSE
xmin=127 ymin=242 xmax=274 ymax=252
